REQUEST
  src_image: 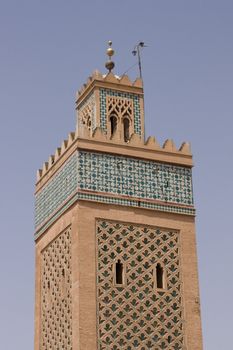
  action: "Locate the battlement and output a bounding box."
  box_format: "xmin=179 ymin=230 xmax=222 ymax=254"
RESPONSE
xmin=76 ymin=70 xmax=143 ymax=101
xmin=36 ymin=131 xmax=76 ymax=182
xmin=36 ymin=128 xmax=192 ymax=184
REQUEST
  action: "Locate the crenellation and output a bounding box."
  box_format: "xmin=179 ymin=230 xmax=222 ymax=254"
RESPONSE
xmin=128 ymin=132 xmax=143 ymax=145
xmin=118 ymin=74 xmax=131 ymax=85
xmin=92 ymin=126 xmax=107 ymax=140
xmin=61 ymin=140 xmax=68 ymax=153
xmin=36 ymin=132 xmax=193 ymax=182
xmin=54 ymin=147 xmax=61 ymax=161
xmin=145 ymin=135 xmax=160 ymax=149
xmin=67 ymin=131 xmax=75 ymax=145
xmin=37 ymin=132 xmax=77 ymax=182
xmin=36 ymin=169 xmax=42 ymax=182
xmin=77 ymin=71 xmax=143 ymax=99
xmin=89 ymin=126 xmax=192 ymax=158
xmin=42 ymin=162 xmax=48 ymax=174
xmin=179 ymin=141 xmax=192 ymax=155
xmin=133 ymin=76 xmax=143 ymax=87
xmin=163 ymin=138 xmax=178 ymax=152
xmin=48 ymin=155 xmax=54 ymax=167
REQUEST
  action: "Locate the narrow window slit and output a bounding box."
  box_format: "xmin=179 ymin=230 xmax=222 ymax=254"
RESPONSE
xmin=156 ymin=263 xmax=164 ymax=289
xmin=115 ymin=260 xmax=123 ymax=285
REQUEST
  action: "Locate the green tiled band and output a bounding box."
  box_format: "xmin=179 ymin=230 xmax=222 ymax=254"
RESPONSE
xmin=35 ymin=153 xmax=78 ymax=228
xmin=78 ymin=192 xmax=195 ymax=215
xmin=78 ymin=151 xmax=193 ymax=206
xmin=35 ymin=150 xmax=194 ymax=232
xmin=35 ymin=191 xmax=195 ymax=240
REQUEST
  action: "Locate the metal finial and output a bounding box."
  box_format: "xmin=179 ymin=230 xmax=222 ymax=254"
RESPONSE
xmin=105 ymin=41 xmax=115 ymax=72
xmin=132 ymin=41 xmax=147 ymax=80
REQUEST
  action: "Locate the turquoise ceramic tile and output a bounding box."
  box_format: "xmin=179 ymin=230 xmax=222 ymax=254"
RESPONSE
xmin=35 ymin=152 xmax=78 ymax=228
xmin=78 ymin=151 xmax=193 ymax=206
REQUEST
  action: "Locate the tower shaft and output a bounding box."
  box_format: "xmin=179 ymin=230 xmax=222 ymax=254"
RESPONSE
xmin=34 ymin=69 xmax=203 ymax=350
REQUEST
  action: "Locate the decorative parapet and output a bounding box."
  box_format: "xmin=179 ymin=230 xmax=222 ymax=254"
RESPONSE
xmin=90 ymin=127 xmax=191 ymax=154
xmin=77 ymin=71 xmax=143 ymax=99
xmin=36 ymin=128 xmax=192 ymax=183
xmin=36 ymin=132 xmax=76 ymax=182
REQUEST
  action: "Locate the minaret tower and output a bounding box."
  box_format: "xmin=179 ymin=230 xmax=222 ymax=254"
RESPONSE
xmin=34 ymin=42 xmax=203 ymax=350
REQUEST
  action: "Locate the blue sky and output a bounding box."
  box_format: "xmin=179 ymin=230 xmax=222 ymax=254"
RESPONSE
xmin=0 ymin=1 xmax=232 ymax=349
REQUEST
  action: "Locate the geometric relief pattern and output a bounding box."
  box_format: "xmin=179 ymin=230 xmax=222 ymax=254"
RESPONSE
xmin=100 ymin=88 xmax=141 ymax=134
xmin=78 ymin=91 xmax=96 ymax=132
xmin=35 ymin=152 xmax=78 ymax=229
xmin=107 ymin=95 xmax=133 ymax=120
xmin=96 ymin=220 xmax=185 ymax=350
xmin=40 ymin=227 xmax=72 ymax=350
xmin=79 ymin=151 xmax=193 ymax=206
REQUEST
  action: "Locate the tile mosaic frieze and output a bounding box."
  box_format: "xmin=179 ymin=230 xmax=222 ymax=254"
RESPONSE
xmin=35 ymin=150 xmax=193 ymax=232
xmin=78 ymin=151 xmax=193 ymax=206
xmin=35 ymin=152 xmax=78 ymax=228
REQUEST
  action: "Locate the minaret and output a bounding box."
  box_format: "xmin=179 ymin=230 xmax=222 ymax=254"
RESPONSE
xmin=34 ymin=42 xmax=203 ymax=350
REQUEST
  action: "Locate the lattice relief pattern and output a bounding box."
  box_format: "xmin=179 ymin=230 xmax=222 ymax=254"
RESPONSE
xmin=107 ymin=96 xmax=133 ymax=120
xmin=40 ymin=227 xmax=72 ymax=350
xmin=96 ymin=220 xmax=185 ymax=350
xmin=78 ymin=92 xmax=96 ymax=133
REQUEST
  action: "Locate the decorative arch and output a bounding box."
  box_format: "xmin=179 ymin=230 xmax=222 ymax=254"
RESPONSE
xmin=106 ymin=95 xmax=134 ymax=141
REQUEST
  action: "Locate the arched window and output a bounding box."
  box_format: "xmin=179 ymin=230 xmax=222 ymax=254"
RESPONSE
xmin=156 ymin=263 xmax=164 ymax=289
xmin=123 ymin=117 xmax=130 ymax=142
xmin=110 ymin=115 xmax=117 ymax=137
xmin=115 ymin=259 xmax=124 ymax=285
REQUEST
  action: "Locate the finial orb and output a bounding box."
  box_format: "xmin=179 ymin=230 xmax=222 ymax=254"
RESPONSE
xmin=105 ymin=61 xmax=115 ymax=72
xmin=105 ymin=40 xmax=115 ymax=72
xmin=107 ymin=47 xmax=114 ymax=57
xmin=106 ymin=40 xmax=114 ymax=57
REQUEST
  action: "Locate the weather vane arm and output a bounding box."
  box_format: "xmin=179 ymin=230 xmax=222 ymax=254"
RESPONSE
xmin=132 ymin=41 xmax=147 ymax=80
